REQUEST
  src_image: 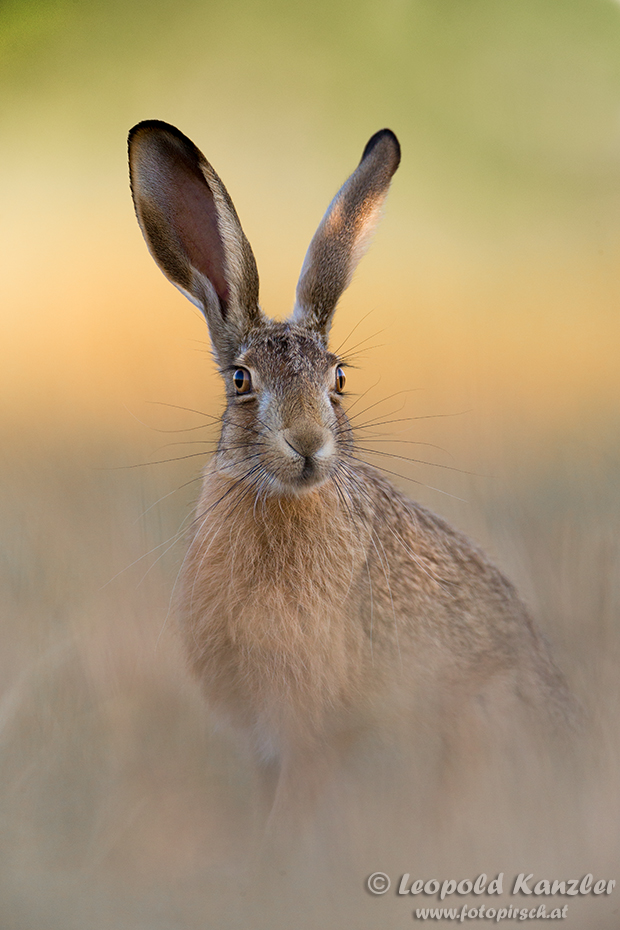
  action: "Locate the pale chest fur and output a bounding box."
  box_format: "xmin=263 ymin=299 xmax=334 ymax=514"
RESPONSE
xmin=176 ymin=470 xmax=373 ymax=752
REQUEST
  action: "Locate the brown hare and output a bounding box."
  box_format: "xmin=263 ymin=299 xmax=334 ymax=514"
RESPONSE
xmin=128 ymin=121 xmax=573 ymax=806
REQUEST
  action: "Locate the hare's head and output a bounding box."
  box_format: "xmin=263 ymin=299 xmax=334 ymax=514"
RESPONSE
xmin=128 ymin=121 xmax=400 ymax=495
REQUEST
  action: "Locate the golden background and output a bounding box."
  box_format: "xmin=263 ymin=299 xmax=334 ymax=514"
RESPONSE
xmin=2 ymin=0 xmax=620 ymax=443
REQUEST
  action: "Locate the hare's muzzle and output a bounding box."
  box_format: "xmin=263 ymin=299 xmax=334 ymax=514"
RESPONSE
xmin=279 ymin=424 xmax=336 ymax=489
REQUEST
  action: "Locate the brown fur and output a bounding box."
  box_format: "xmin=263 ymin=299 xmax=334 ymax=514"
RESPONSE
xmin=178 ymin=460 xmax=571 ymax=765
xmin=128 ymin=121 xmax=574 ymax=808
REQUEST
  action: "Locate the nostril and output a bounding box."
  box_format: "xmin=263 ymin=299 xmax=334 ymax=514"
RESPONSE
xmin=283 ymin=427 xmax=329 ymax=459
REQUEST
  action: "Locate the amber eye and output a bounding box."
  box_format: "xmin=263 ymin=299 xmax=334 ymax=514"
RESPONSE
xmin=335 ymin=366 xmax=346 ymax=393
xmin=233 ymin=368 xmax=252 ymax=394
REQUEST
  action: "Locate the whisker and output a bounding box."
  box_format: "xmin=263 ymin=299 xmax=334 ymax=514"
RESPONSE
xmin=152 ymin=438 xmax=267 ymax=455
xmin=100 ymin=508 xmax=196 ymax=590
xmin=101 ymin=450 xmax=216 ymax=470
xmin=353 ymin=445 xmax=478 ymax=477
xmin=343 ymin=453 xmax=469 ymax=502
xmin=133 ymin=474 xmax=204 ymax=525
xmin=139 ymin=471 xmax=269 ymax=591
xmin=342 ymin=379 xmax=383 ymax=416
xmin=146 ymin=400 xmax=222 ymax=421
xmin=339 ymin=343 xmax=385 ymax=365
xmin=186 ymin=464 xmax=271 ymax=614
xmin=351 ymin=411 xmax=470 ymax=432
xmin=346 ymin=390 xmax=421 ymax=425
xmin=160 ymin=465 xmax=267 ymax=643
xmin=332 ymin=308 xmax=380 ymax=355
xmin=142 ymin=423 xmax=218 ymax=435
xmin=357 ymin=437 xmax=454 ymax=457
xmin=121 ymin=457 xmax=267 ymax=598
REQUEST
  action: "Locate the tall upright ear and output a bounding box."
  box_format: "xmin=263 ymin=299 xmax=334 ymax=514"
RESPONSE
xmin=290 ymin=129 xmax=400 ymax=339
xmin=128 ymin=120 xmax=263 ymax=366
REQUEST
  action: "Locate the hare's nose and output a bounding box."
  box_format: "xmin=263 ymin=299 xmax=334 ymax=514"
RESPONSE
xmin=282 ymin=425 xmax=332 ymax=460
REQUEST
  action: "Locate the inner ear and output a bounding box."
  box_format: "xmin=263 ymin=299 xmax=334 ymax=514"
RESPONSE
xmin=134 ymin=130 xmax=230 ymax=309
xmin=167 ymin=157 xmax=230 ymax=307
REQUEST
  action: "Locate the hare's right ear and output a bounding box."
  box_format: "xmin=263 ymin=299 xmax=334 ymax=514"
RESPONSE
xmin=128 ymin=120 xmax=262 ymax=366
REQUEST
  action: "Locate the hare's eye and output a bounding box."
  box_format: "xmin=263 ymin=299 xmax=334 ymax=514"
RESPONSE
xmin=233 ymin=368 xmax=252 ymax=394
xmin=335 ymin=366 xmax=346 ymax=393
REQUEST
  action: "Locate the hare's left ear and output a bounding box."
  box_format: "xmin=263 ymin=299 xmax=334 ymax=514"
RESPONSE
xmin=290 ymin=129 xmax=400 ymax=339
xmin=128 ymin=120 xmax=263 ymax=367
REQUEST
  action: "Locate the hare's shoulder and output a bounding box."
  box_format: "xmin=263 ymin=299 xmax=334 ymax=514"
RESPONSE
xmin=352 ymin=460 xmax=511 ymax=586
xmin=351 ymin=460 xmax=539 ymax=645
xmin=353 ymin=461 xmax=573 ymax=714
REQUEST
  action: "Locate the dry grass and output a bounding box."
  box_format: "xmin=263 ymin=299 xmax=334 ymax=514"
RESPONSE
xmin=0 ymin=423 xmax=618 ymax=929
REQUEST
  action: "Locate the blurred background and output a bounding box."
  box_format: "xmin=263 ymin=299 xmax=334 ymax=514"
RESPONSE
xmin=1 ymin=0 xmax=619 ymax=927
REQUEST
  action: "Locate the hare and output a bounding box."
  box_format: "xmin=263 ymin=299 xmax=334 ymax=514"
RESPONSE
xmin=128 ymin=121 xmax=573 ymax=803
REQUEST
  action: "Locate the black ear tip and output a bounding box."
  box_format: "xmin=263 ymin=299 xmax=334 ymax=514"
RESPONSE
xmin=361 ymin=128 xmax=401 ymax=172
xmin=128 ymin=120 xmax=198 ymax=160
xmin=129 ymin=119 xmax=174 ymax=143
xmin=128 ymin=121 xmax=210 ymax=186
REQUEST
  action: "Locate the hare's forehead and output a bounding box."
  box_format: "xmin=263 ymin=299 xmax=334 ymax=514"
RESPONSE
xmin=240 ymin=328 xmax=337 ymax=380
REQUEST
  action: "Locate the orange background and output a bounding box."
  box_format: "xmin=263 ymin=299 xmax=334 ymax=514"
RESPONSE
xmin=2 ymin=0 xmax=619 ymax=466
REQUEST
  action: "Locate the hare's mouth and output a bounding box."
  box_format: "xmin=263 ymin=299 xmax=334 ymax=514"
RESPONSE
xmin=300 ymin=456 xmax=317 ymax=482
xmin=284 ymin=440 xmax=324 ymax=484
xmin=271 ymin=456 xmax=334 ymax=496
xmin=271 ymin=429 xmax=336 ymax=494
xmin=295 ymin=454 xmax=328 ymax=490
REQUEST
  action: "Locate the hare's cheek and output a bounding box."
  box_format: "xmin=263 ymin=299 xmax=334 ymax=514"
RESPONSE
xmin=257 ymin=391 xmax=275 ymax=424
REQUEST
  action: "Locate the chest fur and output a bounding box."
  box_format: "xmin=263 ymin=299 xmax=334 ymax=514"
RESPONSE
xmin=176 ymin=474 xmax=371 ymax=743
